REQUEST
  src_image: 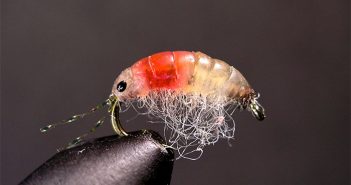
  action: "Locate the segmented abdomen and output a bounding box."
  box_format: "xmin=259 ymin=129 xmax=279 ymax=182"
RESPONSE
xmin=131 ymin=51 xmax=253 ymax=99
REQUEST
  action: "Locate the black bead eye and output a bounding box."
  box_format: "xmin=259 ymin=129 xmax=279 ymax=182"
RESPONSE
xmin=116 ymin=81 xmax=127 ymax=92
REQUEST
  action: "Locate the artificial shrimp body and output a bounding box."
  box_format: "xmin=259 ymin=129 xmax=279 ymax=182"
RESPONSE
xmin=111 ymin=51 xmax=265 ymax=159
xmin=112 ymin=51 xmax=265 ymax=120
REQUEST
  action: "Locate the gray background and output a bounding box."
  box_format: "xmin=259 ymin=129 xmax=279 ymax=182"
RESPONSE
xmin=1 ymin=0 xmax=349 ymax=184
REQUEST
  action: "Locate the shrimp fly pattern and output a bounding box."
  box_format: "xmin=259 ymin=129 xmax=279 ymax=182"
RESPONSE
xmin=40 ymin=51 xmax=266 ymax=159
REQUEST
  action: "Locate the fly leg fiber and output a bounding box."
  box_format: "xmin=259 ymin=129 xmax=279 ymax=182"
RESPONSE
xmin=121 ymin=90 xmax=239 ymax=160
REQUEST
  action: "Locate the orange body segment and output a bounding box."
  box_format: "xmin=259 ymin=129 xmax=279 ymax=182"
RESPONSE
xmin=131 ymin=51 xmax=195 ymax=91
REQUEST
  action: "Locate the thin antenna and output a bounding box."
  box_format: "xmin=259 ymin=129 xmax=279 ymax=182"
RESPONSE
xmin=40 ymin=99 xmax=109 ymax=133
xmin=59 ymin=116 xmax=107 ymax=151
xmin=41 ymin=94 xmax=129 ymax=151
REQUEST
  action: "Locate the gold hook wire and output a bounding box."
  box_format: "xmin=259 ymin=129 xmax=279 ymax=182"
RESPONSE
xmin=108 ymin=95 xmax=128 ymax=136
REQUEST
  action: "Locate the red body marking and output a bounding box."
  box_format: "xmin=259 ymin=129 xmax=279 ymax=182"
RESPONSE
xmin=131 ymin=51 xmax=195 ymax=90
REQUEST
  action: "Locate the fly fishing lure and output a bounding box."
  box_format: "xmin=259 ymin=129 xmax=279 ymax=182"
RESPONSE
xmin=41 ymin=51 xmax=265 ymax=159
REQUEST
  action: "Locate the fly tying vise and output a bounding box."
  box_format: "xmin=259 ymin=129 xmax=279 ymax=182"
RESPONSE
xmin=40 ymin=51 xmax=266 ymax=159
